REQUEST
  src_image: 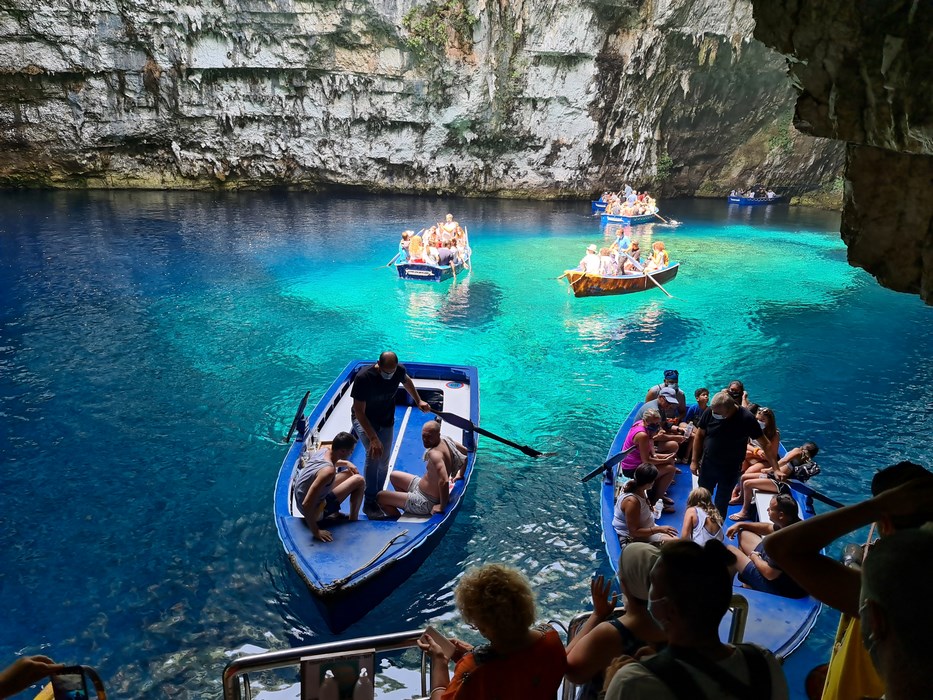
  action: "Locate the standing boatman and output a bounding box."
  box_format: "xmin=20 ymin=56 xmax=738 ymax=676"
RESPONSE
xmin=351 ymin=351 xmax=430 ymax=519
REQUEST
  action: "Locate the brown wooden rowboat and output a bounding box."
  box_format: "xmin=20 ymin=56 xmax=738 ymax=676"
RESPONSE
xmin=563 ymin=263 xmax=680 ymax=298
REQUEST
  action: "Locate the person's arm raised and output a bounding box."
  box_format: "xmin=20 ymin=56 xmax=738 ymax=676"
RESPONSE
xmin=764 ymin=499 xmax=880 ymax=615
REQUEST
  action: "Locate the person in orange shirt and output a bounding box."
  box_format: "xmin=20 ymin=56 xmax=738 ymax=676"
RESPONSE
xmin=417 ymin=563 xmax=567 ymax=699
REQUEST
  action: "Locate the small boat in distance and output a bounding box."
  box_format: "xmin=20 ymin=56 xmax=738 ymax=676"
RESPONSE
xmin=274 ymin=360 xmax=479 ymax=632
xmin=394 ymin=223 xmax=471 ymax=282
xmin=728 ymin=189 xmax=784 ymax=205
xmin=599 ymin=404 xmax=821 ymax=658
xmin=563 ymin=264 xmax=679 ymax=298
xmin=600 ymin=211 xmax=659 ymax=226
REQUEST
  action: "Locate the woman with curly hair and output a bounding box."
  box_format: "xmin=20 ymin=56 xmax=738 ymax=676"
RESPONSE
xmin=416 ymin=563 xmax=567 ymax=699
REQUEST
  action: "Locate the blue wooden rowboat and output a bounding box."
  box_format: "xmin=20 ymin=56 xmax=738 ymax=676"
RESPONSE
xmin=395 ymin=258 xmax=467 ymax=282
xmin=727 ymin=195 xmax=784 ymax=205
xmin=600 ymin=212 xmax=658 ymax=226
xmin=599 ymin=404 xmax=821 ymax=658
xmin=275 ymin=360 xmax=479 ymax=632
xmin=591 ymin=200 xmax=608 ymax=213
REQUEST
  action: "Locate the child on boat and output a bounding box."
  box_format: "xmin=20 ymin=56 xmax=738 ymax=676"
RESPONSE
xmin=681 ymin=487 xmax=724 ymax=545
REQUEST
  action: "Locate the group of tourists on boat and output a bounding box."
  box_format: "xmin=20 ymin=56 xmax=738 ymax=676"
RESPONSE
xmin=403 ymin=367 xmax=933 ymax=700
xmin=731 ymin=187 xmax=778 ymax=199
xmin=396 ymin=213 xmax=471 ymax=267
xmin=278 ymin=352 xmax=933 ymax=700
xmin=576 ymin=230 xmax=669 ymax=277
xmin=597 ymin=185 xmax=659 ymax=217
xmin=612 ymin=372 xmax=820 ymax=601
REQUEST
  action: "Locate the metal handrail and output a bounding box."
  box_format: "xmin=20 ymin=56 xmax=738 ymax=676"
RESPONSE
xmin=222 ymin=629 xmax=426 ymax=700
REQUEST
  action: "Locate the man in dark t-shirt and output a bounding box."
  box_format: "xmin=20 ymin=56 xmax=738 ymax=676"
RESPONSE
xmin=690 ymin=390 xmax=778 ymax=517
xmin=437 ymin=243 xmax=453 ymax=266
xmin=351 ymin=351 xmax=430 ymax=519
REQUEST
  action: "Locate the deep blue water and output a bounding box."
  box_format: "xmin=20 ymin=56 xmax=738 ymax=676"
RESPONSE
xmin=1 ymin=191 xmax=931 ymax=698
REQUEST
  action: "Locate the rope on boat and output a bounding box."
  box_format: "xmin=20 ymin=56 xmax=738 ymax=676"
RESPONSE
xmin=324 ymin=529 xmax=411 ymax=592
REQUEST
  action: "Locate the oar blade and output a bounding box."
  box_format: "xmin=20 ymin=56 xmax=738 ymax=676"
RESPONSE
xmin=284 ymin=390 xmax=311 ymax=443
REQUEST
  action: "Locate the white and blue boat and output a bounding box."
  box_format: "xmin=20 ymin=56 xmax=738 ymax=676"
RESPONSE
xmin=591 ymin=200 xmax=608 ymax=213
xmin=599 ymin=404 xmax=821 ymax=658
xmin=728 ymin=195 xmax=784 ymax=205
xmin=274 ymin=360 xmax=479 ymax=632
xmin=600 ymin=211 xmax=658 ymax=226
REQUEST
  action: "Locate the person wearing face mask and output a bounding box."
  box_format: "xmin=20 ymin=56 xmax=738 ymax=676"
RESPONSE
xmin=350 ymin=351 xmax=430 ymax=520
xmin=613 ymin=464 xmax=679 ymax=550
xmin=858 ymin=527 xmax=933 ymax=700
xmin=690 ymin=391 xmax=778 ymax=518
xmin=724 ymin=380 xmax=749 ymax=408
xmin=604 ymin=540 xmax=788 ymax=700
xmin=565 ymin=544 xmax=666 ymax=694
xmin=617 ymin=409 xmax=678 ymax=512
xmin=644 ymin=370 xmax=687 ymax=422
xmin=764 ymin=462 xmax=933 ymax=700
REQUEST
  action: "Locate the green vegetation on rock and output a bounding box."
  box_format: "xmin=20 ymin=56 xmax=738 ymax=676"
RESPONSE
xmin=402 ymin=0 xmax=476 ymax=57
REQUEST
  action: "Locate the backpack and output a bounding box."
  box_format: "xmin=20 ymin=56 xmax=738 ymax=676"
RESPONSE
xmin=789 ymin=459 xmax=820 ymax=482
xmin=639 ymin=644 xmax=772 ymax=700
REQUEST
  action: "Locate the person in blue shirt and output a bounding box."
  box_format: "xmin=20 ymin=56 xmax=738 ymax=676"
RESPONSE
xmin=398 ymin=230 xmax=412 ymax=263
xmin=685 ymin=387 xmax=710 ymax=426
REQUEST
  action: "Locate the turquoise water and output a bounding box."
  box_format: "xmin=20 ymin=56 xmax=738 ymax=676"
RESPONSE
xmin=1 ymin=191 xmax=932 ymax=698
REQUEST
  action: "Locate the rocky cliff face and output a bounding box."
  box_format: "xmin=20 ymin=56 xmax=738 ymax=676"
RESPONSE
xmin=0 ymin=0 xmax=842 ymax=198
xmin=752 ymin=0 xmax=933 ymax=303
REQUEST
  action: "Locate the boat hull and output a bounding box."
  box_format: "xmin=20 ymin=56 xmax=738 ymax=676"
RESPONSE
xmin=395 ymin=260 xmax=466 ymax=282
xmin=600 ymin=405 xmax=821 ymax=658
xmin=563 ymin=264 xmax=679 ymax=298
xmin=600 ymin=213 xmax=657 ymax=225
xmin=591 ymin=200 xmax=608 ymax=213
xmin=728 ymin=196 xmax=783 ymax=205
xmin=274 ymin=360 xmax=480 ymax=632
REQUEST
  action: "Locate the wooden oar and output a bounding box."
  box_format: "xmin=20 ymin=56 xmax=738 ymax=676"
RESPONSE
xmin=375 ymin=252 xmax=400 ymax=270
xmin=433 ymin=411 xmax=555 ymax=458
xmin=622 ymin=253 xmax=674 ymax=299
xmin=556 ymin=271 xmax=570 ymax=281
xmin=581 ymin=445 xmax=639 ymax=483
xmin=654 ymin=211 xmax=671 ymax=224
xmin=461 ymin=227 xmax=471 ymax=270
xmin=785 ymin=480 xmax=846 ymax=509
xmin=284 ymin=390 xmax=311 ymax=443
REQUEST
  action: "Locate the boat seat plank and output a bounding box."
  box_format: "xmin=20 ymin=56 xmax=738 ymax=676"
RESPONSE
xmin=754 ymin=489 xmax=804 ymax=524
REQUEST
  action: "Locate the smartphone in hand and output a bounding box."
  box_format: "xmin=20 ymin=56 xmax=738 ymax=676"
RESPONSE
xmin=51 ymin=667 xmax=90 ymax=700
xmin=424 ymin=625 xmax=456 ymax=658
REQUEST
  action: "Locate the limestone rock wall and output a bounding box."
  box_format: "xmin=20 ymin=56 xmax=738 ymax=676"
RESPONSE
xmin=752 ymin=0 xmax=933 ymax=303
xmin=0 ymin=0 xmax=842 ymax=197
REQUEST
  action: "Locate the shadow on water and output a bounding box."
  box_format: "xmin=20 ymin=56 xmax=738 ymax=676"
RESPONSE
xmin=571 ymin=307 xmax=700 ymax=367
xmin=440 ymin=279 xmax=503 ymax=329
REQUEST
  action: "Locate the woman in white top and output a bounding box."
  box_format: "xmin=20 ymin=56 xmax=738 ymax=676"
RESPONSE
xmin=612 ymin=464 xmax=678 ymax=551
xmin=680 ymin=487 xmax=724 ymax=545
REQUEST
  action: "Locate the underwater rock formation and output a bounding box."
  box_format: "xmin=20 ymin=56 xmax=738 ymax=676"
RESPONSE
xmin=0 ymin=0 xmax=841 ymax=199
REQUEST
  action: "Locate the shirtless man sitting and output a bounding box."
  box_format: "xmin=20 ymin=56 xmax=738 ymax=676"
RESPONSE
xmin=377 ymin=421 xmax=468 ymax=518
